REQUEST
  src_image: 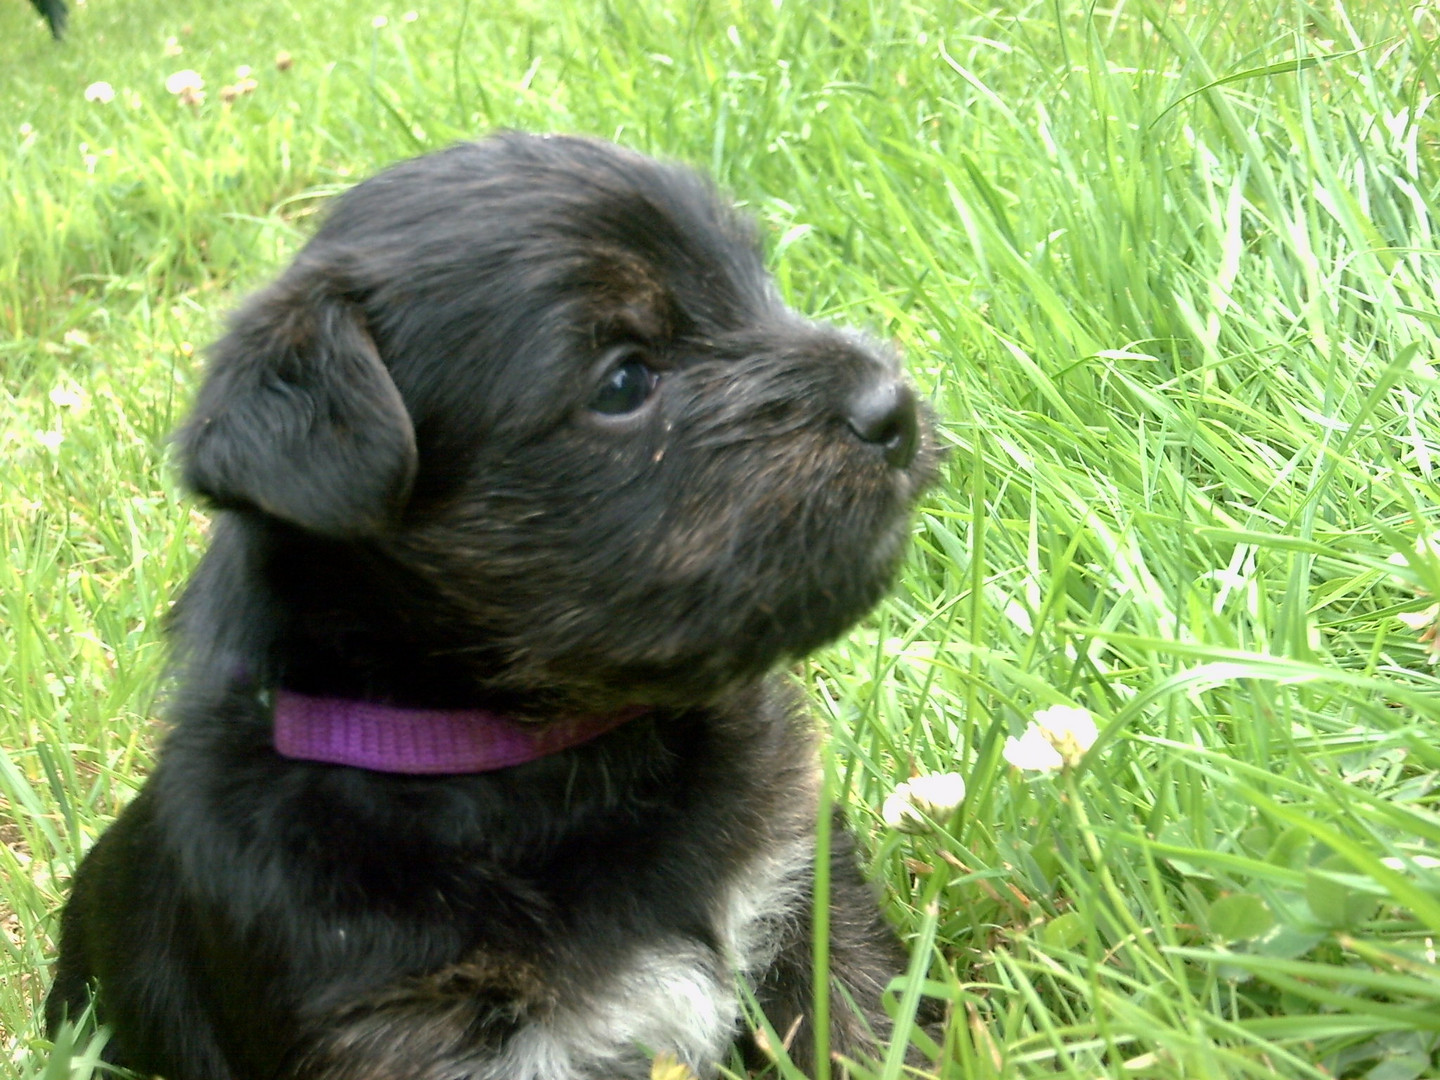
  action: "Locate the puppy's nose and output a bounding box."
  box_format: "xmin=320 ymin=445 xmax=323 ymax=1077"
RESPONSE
xmin=845 ymin=377 xmax=919 ymax=469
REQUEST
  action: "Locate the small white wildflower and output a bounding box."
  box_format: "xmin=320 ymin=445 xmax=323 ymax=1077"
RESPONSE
xmin=401 ymin=10 xmax=418 ymax=21
xmin=1389 ymin=531 xmax=1440 ymax=664
xmin=165 ymin=69 xmax=205 ymax=106
xmin=1397 ymin=604 xmax=1440 ymax=665
xmin=371 ymin=14 xmax=388 ymax=28
xmin=1398 ymin=606 xmax=1440 ymax=631
xmin=165 ymin=69 xmax=203 ymax=93
xmin=1035 ymin=705 xmax=1098 ymax=763
xmin=235 ymin=64 xmax=252 ymax=78
xmin=881 ymin=772 xmax=966 ymax=834
xmin=49 ymin=384 xmax=85 ymax=409
xmin=84 ymin=81 xmax=115 ymax=103
xmin=1381 ymin=854 xmax=1440 ymax=871
xmin=1002 ymin=725 xmax=1065 ymax=772
xmin=163 ymin=35 xmax=183 ymax=56
xmin=36 ymin=429 xmax=64 ymax=451
xmin=1004 ymin=705 xmax=1099 ymax=772
xmin=19 ymin=122 xmax=34 ymax=136
xmin=220 ymin=75 xmax=258 ymax=105
xmin=1388 ymin=530 xmax=1440 ymax=568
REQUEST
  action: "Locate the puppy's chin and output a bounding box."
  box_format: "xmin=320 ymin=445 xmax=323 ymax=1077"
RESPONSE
xmin=425 ymin=480 xmax=928 ymax=712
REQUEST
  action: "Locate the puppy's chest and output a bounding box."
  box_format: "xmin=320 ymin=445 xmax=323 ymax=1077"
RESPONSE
xmin=312 ymin=834 xmax=813 ymax=1080
xmin=484 ymin=835 xmax=811 ymax=1080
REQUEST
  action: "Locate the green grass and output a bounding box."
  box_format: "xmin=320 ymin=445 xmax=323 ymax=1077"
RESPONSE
xmin=4 ymin=0 xmax=1440 ymax=1076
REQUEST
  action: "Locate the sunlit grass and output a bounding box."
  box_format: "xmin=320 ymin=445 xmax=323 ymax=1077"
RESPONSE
xmin=4 ymin=0 xmax=1440 ymax=1076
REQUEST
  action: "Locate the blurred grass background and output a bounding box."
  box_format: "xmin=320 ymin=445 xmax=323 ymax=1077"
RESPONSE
xmin=4 ymin=0 xmax=1440 ymax=1076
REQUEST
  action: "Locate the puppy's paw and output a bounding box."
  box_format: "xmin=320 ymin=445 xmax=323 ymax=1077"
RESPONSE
xmin=286 ymin=956 xmax=554 ymax=1080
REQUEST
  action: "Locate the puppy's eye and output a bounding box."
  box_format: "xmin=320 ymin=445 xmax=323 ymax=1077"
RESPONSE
xmin=590 ymin=356 xmax=658 ymax=416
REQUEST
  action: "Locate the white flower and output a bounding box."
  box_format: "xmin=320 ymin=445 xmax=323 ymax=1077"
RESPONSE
xmin=235 ymin=64 xmax=252 ymax=78
xmin=1388 ymin=530 xmax=1440 ymax=568
xmin=1035 ymin=705 xmax=1098 ymax=761
xmin=163 ymin=35 xmax=183 ymax=57
xmin=36 ymin=429 xmax=64 ymax=451
xmin=1002 ymin=725 xmax=1065 ymax=772
xmin=401 ymin=10 xmax=418 ymax=20
xmin=49 ymin=384 xmax=85 ymax=409
xmin=165 ymin=69 xmax=203 ymax=94
xmin=1397 ymin=603 xmax=1440 ymax=665
xmin=219 ymin=74 xmax=258 ymax=104
xmin=1004 ymin=705 xmax=1099 ymax=772
xmin=371 ymin=14 xmax=388 ymax=28
xmin=1398 ymin=605 xmax=1440 ymax=631
xmin=1381 ymin=854 xmax=1440 ymax=871
xmin=1389 ymin=531 xmax=1440 ymax=664
xmin=84 ymin=81 xmax=115 ymax=103
xmin=165 ymin=69 xmax=206 ymax=106
xmin=881 ymin=772 xmax=966 ymax=834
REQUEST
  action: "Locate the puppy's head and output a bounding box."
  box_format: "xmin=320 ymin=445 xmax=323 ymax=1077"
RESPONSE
xmin=180 ymin=133 xmax=938 ymax=707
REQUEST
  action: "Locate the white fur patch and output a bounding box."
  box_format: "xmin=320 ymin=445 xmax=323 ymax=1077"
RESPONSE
xmin=466 ymin=836 xmax=814 ymax=1080
xmin=719 ymin=833 xmax=815 ymax=981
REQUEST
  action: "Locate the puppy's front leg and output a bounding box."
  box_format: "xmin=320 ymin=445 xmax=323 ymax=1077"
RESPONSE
xmin=46 ymin=790 xmax=244 ymax=1080
xmin=749 ymin=822 xmax=920 ymax=1076
xmin=278 ymin=952 xmax=561 ymax=1080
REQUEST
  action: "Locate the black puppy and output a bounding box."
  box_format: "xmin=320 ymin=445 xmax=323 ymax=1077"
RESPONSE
xmin=47 ymin=133 xmax=938 ymax=1080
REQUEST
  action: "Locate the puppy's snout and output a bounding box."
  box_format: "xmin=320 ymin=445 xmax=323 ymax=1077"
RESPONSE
xmin=844 ymin=376 xmax=919 ymax=469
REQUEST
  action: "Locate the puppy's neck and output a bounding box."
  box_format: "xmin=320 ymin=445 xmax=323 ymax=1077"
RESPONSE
xmin=173 ymin=515 xmax=542 ymax=714
xmin=271 ymin=689 xmax=645 ymax=773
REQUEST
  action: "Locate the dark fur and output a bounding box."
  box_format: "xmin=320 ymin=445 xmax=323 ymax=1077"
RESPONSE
xmin=47 ymin=133 xmax=939 ymax=1080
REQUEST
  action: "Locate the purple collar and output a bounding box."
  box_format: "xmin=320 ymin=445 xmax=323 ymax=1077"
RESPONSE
xmin=272 ymin=690 xmax=642 ymax=774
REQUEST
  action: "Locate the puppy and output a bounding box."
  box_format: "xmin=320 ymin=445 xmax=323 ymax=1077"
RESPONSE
xmin=47 ymin=133 xmax=939 ymax=1080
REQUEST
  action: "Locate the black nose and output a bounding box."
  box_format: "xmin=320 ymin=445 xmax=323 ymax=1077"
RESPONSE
xmin=845 ymin=377 xmax=919 ymax=469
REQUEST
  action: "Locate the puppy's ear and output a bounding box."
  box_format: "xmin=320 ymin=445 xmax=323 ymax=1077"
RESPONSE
xmin=177 ymin=271 xmax=418 ymax=537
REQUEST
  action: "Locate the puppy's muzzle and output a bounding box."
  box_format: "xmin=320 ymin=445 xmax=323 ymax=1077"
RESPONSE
xmin=845 ymin=374 xmax=920 ymax=469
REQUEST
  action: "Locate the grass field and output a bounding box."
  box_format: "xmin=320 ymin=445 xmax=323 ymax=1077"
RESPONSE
xmin=4 ymin=0 xmax=1440 ymax=1076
